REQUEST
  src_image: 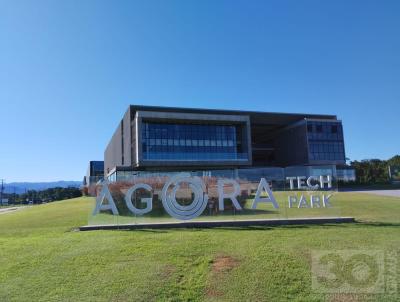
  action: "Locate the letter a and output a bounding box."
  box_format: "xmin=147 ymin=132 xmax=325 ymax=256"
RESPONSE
xmin=298 ymin=194 xmax=309 ymax=208
xmin=252 ymin=178 xmax=279 ymax=209
xmin=93 ymin=182 xmax=119 ymax=215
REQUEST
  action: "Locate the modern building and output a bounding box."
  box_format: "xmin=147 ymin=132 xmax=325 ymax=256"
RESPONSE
xmin=336 ymin=166 xmax=356 ymax=182
xmin=104 ymin=105 xmax=346 ymax=181
xmin=83 ymin=161 xmax=104 ymax=187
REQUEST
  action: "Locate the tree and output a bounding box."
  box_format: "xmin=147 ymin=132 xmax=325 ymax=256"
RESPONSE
xmin=387 ymin=155 xmax=400 ymax=166
xmin=350 ymin=155 xmax=400 ymax=184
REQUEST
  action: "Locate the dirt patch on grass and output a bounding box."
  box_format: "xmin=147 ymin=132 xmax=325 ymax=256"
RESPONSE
xmin=211 ymin=255 xmax=240 ymax=273
xmin=206 ymin=255 xmax=240 ymax=298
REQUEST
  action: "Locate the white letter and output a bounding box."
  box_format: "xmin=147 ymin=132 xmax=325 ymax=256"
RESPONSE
xmin=307 ymin=176 xmax=320 ymax=189
xmin=310 ymin=195 xmax=321 ymax=208
xmin=252 ymin=178 xmax=279 ymax=209
xmin=288 ymin=195 xmax=297 ymax=208
xmin=125 ymin=183 xmax=153 ymax=215
xmin=297 ymin=176 xmax=307 ymax=189
xmin=298 ymin=195 xmax=309 ymax=208
xmin=319 ymin=175 xmax=332 ymax=189
xmin=93 ymin=182 xmax=119 ymax=215
xmin=323 ymin=194 xmax=332 ymax=207
xmin=218 ymin=179 xmax=242 ymax=211
xmin=286 ymin=177 xmax=297 ymax=190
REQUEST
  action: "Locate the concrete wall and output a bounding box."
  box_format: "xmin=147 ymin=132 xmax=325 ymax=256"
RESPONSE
xmin=104 ymin=123 xmax=123 ymax=176
xmin=122 ymin=107 xmax=132 ymax=167
xmin=104 ymin=108 xmax=135 ymax=176
xmin=131 ymin=112 xmax=137 ymax=167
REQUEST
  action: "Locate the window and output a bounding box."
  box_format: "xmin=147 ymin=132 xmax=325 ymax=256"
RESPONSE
xmin=307 ymin=121 xmax=345 ymax=162
xmin=141 ymin=122 xmax=247 ymax=160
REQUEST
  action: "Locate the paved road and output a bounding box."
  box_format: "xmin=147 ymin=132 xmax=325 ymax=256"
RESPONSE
xmin=0 ymin=207 xmax=25 ymax=215
xmin=349 ymin=190 xmax=400 ymax=198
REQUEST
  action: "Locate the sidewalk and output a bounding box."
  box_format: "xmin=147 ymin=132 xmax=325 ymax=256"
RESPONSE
xmin=0 ymin=207 xmax=26 ymax=215
xmin=344 ymin=190 xmax=400 ymax=198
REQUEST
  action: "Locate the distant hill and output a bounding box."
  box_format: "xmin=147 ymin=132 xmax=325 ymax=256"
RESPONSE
xmin=3 ymin=181 xmax=82 ymax=194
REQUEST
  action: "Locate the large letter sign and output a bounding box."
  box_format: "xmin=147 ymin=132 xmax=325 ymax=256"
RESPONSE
xmin=161 ymin=174 xmax=208 ymax=220
xmin=217 ymin=179 xmax=242 ymax=211
xmin=124 ymin=183 xmax=153 ymax=215
xmin=252 ymin=178 xmax=279 ymax=209
xmin=93 ymin=181 xmax=119 ymax=215
xmin=93 ymin=174 xmax=335 ymax=221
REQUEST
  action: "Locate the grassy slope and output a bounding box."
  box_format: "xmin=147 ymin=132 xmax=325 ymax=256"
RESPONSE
xmin=0 ymin=193 xmax=399 ymax=302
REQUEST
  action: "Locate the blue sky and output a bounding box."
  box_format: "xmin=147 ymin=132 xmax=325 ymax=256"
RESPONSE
xmin=1 ymin=0 xmax=399 ymax=182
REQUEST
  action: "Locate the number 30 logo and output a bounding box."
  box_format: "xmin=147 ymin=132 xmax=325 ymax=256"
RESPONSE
xmin=312 ymin=250 xmax=385 ymax=293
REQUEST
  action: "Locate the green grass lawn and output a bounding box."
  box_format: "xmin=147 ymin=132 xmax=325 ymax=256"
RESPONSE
xmin=0 ymin=193 xmax=399 ymax=301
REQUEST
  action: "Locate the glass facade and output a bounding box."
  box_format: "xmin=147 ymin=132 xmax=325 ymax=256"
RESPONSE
xmin=86 ymin=161 xmax=104 ymax=186
xmin=141 ymin=122 xmax=248 ymax=161
xmin=336 ymin=168 xmax=356 ymax=182
xmin=108 ymin=165 xmax=338 ymax=185
xmin=307 ymin=121 xmax=345 ymax=161
xmin=90 ymin=161 xmax=104 ymax=177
